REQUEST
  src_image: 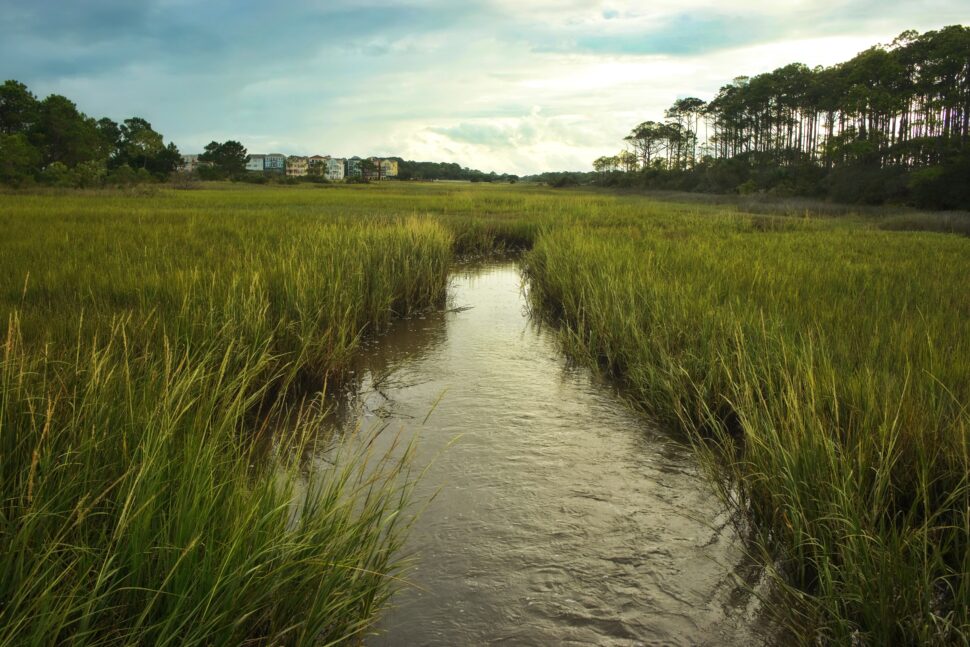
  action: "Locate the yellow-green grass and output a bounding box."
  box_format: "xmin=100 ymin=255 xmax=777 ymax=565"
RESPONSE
xmin=1 ymin=188 xmax=455 ymax=644
xmin=1 ymin=320 xmax=416 ymax=646
xmin=526 ymin=214 xmax=970 ymax=643
xmin=2 ymin=182 xmax=967 ymax=644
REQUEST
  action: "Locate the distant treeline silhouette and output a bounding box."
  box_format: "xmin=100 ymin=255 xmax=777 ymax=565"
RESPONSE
xmin=392 ymin=159 xmax=518 ymax=183
xmin=0 ymin=80 xmax=183 ymax=187
xmin=0 ymin=81 xmax=516 ymax=188
xmin=578 ymin=25 xmax=970 ymax=209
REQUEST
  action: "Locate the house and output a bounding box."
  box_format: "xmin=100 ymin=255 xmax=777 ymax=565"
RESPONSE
xmin=364 ymin=157 xmax=384 ymax=181
xmin=264 ymin=153 xmax=286 ymax=173
xmin=308 ymin=155 xmax=346 ymax=180
xmin=325 ymin=157 xmax=345 ymax=181
xmin=179 ymin=154 xmax=200 ymax=173
xmin=307 ymin=155 xmax=328 ymax=176
xmin=183 ymin=150 xmax=398 ymax=179
xmin=285 ymin=156 xmax=308 ymax=177
xmin=345 ymin=156 xmax=362 ymax=178
xmin=380 ymin=158 xmax=399 ymax=179
xmin=360 ymin=157 xmax=398 ymax=181
xmin=246 ymin=154 xmax=266 ymax=172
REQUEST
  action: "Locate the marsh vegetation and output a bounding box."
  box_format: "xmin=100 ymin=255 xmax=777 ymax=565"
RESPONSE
xmin=1 ymin=182 xmax=967 ymax=644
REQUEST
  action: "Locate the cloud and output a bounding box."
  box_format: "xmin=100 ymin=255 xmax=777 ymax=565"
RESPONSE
xmin=1 ymin=0 xmax=968 ymax=174
xmin=429 ymin=109 xmax=603 ymax=150
xmin=570 ymin=13 xmax=776 ymax=56
xmin=431 ymin=123 xmax=527 ymax=148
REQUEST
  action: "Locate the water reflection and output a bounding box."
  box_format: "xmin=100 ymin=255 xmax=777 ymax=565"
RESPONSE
xmin=327 ymin=259 xmax=769 ymax=646
xmin=329 ymin=304 xmax=448 ymax=426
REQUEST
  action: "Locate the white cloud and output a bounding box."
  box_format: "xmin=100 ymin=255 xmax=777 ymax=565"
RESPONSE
xmin=7 ymin=0 xmax=968 ymax=174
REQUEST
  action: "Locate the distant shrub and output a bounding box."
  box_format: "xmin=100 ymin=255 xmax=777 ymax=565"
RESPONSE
xmin=107 ymin=164 xmax=138 ymax=186
xmin=551 ymin=174 xmax=580 ymax=188
xmin=736 ymin=179 xmax=758 ymax=195
xmin=0 ymin=133 xmax=41 ymax=187
xmin=908 ymin=155 xmax=970 ymax=210
xmin=824 ymin=165 xmax=908 ymax=205
xmin=74 ymin=160 xmax=107 ymax=188
xmin=39 ymin=162 xmax=77 ymax=187
xmin=197 ymin=164 xmax=226 ymax=181
xmin=238 ymin=173 xmax=269 ymax=184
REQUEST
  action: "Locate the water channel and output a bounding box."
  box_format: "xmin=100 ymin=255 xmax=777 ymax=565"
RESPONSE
xmin=330 ymin=259 xmax=768 ymax=646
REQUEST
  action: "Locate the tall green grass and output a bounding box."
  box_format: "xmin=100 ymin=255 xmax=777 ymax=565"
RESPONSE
xmin=3 ymin=183 xmax=967 ymax=643
xmin=0 ymin=317 xmax=415 ymax=645
xmin=526 ymin=216 xmax=970 ymax=643
xmin=0 ymin=191 xmax=453 ymax=644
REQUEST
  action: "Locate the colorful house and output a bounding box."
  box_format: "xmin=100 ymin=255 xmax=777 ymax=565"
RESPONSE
xmin=307 ymin=155 xmax=328 ymax=175
xmin=285 ymin=156 xmax=308 ymax=177
xmin=227 ymin=152 xmax=400 ymax=180
xmin=364 ymin=157 xmax=383 ymax=181
xmin=380 ymin=158 xmax=399 ymax=179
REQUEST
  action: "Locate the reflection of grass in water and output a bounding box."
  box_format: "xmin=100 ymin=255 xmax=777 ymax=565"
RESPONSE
xmin=526 ymin=218 xmax=970 ymax=644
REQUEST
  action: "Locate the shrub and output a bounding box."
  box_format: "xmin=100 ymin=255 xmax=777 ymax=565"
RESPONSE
xmin=39 ymin=161 xmax=77 ymax=187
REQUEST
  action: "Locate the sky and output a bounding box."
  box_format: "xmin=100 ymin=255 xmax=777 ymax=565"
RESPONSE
xmin=1 ymin=1 xmax=968 ymax=175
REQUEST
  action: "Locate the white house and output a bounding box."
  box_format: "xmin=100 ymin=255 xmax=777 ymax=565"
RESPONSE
xmin=325 ymin=157 xmax=345 ymax=181
xmin=246 ymin=154 xmax=265 ymax=172
xmin=179 ymin=154 xmax=200 ymax=173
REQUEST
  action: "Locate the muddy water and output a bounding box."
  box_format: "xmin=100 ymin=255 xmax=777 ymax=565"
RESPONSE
xmin=333 ymin=259 xmax=766 ymax=646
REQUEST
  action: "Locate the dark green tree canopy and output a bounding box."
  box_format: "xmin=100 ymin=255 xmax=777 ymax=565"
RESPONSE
xmin=0 ymin=133 xmax=41 ymax=185
xmin=0 ymin=80 xmax=38 ymax=135
xmin=599 ymin=25 xmax=970 ymax=208
xmin=31 ymin=95 xmax=102 ymax=167
xmin=0 ymin=79 xmax=182 ymax=186
xmin=118 ymin=118 xmax=165 ymax=166
xmin=199 ymin=140 xmax=248 ymax=178
xmin=393 ymin=158 xmax=516 ymax=182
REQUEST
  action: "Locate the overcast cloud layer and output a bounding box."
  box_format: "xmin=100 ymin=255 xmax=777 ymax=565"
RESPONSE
xmin=2 ymin=1 xmax=968 ymax=174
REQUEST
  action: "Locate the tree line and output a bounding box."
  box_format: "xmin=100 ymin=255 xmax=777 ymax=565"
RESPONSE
xmin=593 ymin=25 xmax=970 ymax=209
xmin=393 ymin=158 xmax=518 ymax=183
xmin=0 ymin=80 xmax=515 ymax=188
xmin=0 ymin=80 xmax=185 ymax=187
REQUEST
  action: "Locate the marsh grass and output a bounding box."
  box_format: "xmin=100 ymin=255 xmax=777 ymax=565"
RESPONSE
xmin=0 ymin=315 xmax=416 ymax=646
xmin=525 ymin=218 xmax=969 ymax=643
xmin=0 ymin=190 xmax=456 ymax=644
xmin=877 ymin=211 xmax=970 ymax=236
xmin=3 ymin=182 xmax=967 ymax=644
